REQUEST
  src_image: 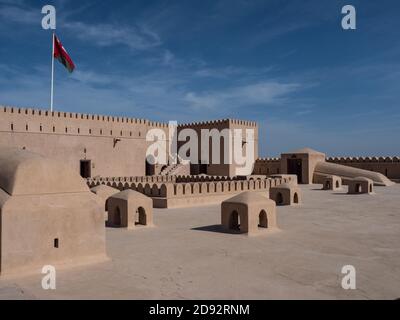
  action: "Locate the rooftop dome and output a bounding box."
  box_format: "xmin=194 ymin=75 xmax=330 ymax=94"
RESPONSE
xmin=0 ymin=147 xmax=88 ymax=196
xmin=223 ymin=191 xmax=273 ymax=205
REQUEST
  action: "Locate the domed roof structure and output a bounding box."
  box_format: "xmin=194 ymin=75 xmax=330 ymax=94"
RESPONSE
xmin=0 ymin=147 xmax=88 ymax=196
xmin=223 ymin=191 xmax=273 ymax=205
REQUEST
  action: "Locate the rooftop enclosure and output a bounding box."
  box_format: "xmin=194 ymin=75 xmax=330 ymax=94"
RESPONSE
xmin=0 ymin=147 xmax=106 ymax=275
xmin=88 ymin=175 xmax=294 ymax=208
xmin=107 ymin=190 xmax=153 ymax=229
xmin=221 ymin=191 xmax=277 ymax=235
xmin=0 ymin=106 xmax=257 ymax=178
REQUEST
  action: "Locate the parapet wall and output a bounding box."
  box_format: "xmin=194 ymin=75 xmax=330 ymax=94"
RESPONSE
xmin=326 ymin=157 xmax=400 ymax=180
xmin=178 ymin=119 xmax=257 ymax=129
xmin=254 ymin=156 xmax=400 ymax=180
xmin=88 ymin=176 xmax=293 ymax=208
xmin=253 ymin=158 xmax=281 ymax=175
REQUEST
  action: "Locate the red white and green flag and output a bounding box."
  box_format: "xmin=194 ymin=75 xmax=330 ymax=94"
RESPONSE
xmin=53 ymin=34 xmax=75 ymax=73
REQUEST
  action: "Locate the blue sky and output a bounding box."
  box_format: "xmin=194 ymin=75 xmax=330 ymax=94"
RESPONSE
xmin=0 ymin=0 xmax=399 ymax=156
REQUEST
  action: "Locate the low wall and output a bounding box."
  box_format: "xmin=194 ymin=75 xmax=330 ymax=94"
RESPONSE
xmin=88 ymin=176 xmax=294 ymax=208
xmin=326 ymin=157 xmax=400 ymax=180
xmin=253 ymin=158 xmax=281 ymax=175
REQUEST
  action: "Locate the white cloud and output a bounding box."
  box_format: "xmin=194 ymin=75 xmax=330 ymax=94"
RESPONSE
xmin=64 ymin=22 xmax=161 ymax=51
xmin=184 ymin=81 xmax=300 ymax=110
xmin=0 ymin=4 xmax=40 ymax=25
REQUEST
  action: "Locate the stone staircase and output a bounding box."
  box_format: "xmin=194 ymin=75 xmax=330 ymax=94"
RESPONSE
xmin=160 ymin=163 xmax=190 ymax=176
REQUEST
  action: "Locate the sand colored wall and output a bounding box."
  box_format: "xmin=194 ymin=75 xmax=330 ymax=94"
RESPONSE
xmin=0 ymin=147 xmax=106 ymax=275
xmin=178 ymin=119 xmax=258 ymax=176
xmin=0 ymin=192 xmax=107 ymax=275
xmin=281 ymin=150 xmax=326 ymax=184
xmin=89 ymin=176 xmax=293 ymax=208
xmin=253 ymin=158 xmax=281 ymax=175
xmin=314 ymin=161 xmax=394 ymax=186
xmin=0 ymin=106 xmax=169 ymax=178
xmin=326 ymin=157 xmax=400 ymax=180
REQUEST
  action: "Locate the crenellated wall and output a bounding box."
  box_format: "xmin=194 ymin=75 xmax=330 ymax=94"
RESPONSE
xmin=0 ymin=106 xmax=165 ymax=177
xmin=0 ymin=106 xmax=258 ymax=178
xmin=87 ymin=176 xmax=293 ymax=208
xmin=253 ymin=155 xmax=400 ymax=181
xmin=252 ymin=158 xmax=281 ymax=175
xmin=326 ymin=157 xmax=400 ymax=180
xmin=178 ymin=119 xmax=258 ymax=176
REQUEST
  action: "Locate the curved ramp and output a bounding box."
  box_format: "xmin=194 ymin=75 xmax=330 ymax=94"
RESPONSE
xmin=314 ymin=161 xmax=394 ymax=186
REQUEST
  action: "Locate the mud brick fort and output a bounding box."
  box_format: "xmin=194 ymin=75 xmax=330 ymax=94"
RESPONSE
xmin=0 ymin=105 xmax=398 ymax=276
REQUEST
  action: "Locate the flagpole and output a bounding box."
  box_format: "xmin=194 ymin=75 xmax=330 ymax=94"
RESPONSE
xmin=50 ymin=31 xmax=55 ymax=112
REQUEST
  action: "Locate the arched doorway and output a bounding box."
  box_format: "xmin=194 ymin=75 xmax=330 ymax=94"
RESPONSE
xmin=136 ymin=207 xmax=147 ymax=225
xmin=336 ymin=181 xmax=340 ymax=188
xmin=325 ymin=181 xmax=331 ymax=189
xmin=293 ymin=193 xmax=299 ymax=204
xmin=276 ymin=192 xmax=283 ymax=205
xmin=369 ymin=185 xmax=373 ymax=193
xmin=229 ymin=210 xmax=240 ymax=231
xmin=356 ymin=183 xmax=362 ymax=193
xmin=258 ymin=210 xmax=268 ymax=228
xmin=114 ymin=207 xmax=121 ymax=226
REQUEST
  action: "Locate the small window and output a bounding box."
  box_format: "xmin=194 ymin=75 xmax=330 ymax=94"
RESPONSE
xmin=54 ymin=238 xmax=59 ymax=248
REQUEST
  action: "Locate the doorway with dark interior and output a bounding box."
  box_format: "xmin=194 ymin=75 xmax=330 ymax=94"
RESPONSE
xmin=80 ymin=160 xmax=91 ymax=178
xmin=287 ymin=158 xmax=303 ymax=183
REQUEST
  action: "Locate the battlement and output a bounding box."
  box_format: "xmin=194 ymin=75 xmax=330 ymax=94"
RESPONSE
xmin=256 ymin=157 xmax=281 ymax=162
xmin=327 ymin=156 xmax=400 ymax=163
xmin=178 ymin=118 xmax=258 ymax=128
xmin=87 ymin=175 xmax=293 ymax=208
xmin=1 ymin=105 xmax=151 ymax=125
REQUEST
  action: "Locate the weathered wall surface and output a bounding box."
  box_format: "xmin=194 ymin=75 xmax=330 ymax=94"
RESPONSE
xmin=253 ymin=158 xmax=281 ymax=175
xmin=88 ymin=176 xmax=292 ymax=208
xmin=326 ymin=157 xmax=400 ymax=180
xmin=254 ymin=156 xmax=400 ymax=180
xmin=178 ymin=119 xmax=258 ymax=176
xmin=0 ymin=106 xmax=169 ymax=177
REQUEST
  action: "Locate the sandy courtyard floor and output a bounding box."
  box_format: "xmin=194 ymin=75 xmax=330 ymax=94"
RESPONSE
xmin=1 ymin=184 xmax=400 ymax=299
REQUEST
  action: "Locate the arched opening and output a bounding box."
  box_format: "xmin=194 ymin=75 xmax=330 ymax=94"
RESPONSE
xmin=336 ymin=181 xmax=340 ymax=188
xmin=293 ymin=193 xmax=299 ymax=204
xmin=356 ymin=183 xmax=362 ymax=193
xmin=229 ymin=210 xmax=240 ymax=231
xmin=369 ymin=184 xmax=373 ymax=193
xmin=325 ymin=181 xmax=331 ymax=189
xmin=114 ymin=207 xmax=121 ymax=226
xmin=276 ymin=192 xmax=283 ymax=205
xmin=136 ymin=207 xmax=147 ymax=225
xmin=258 ymin=210 xmax=268 ymax=228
